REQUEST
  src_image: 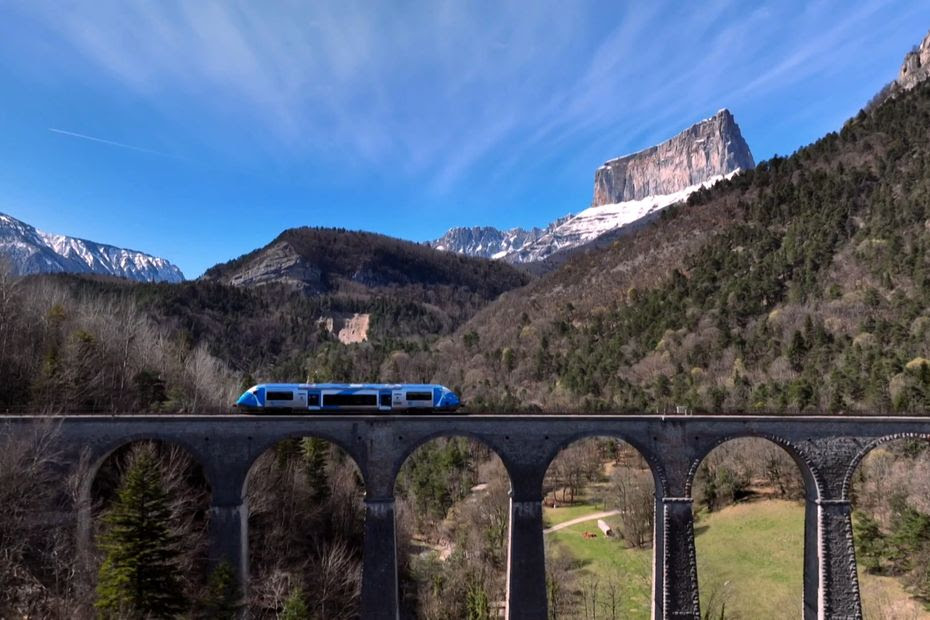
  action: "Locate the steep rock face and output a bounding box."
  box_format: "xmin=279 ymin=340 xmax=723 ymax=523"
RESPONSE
xmin=897 ymin=30 xmax=930 ymax=91
xmin=222 ymin=240 xmax=325 ymax=291
xmin=0 ymin=212 xmax=183 ymax=282
xmin=592 ymin=109 xmax=754 ymax=206
xmin=433 ymin=110 xmax=753 ymax=264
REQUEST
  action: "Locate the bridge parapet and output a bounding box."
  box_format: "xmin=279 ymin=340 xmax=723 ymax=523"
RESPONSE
xmin=3 ymin=414 xmax=929 ymax=619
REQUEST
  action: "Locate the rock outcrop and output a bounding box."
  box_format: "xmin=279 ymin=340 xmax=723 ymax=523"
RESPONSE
xmin=592 ymin=109 xmax=753 ymax=206
xmin=0 ymin=211 xmax=183 ymax=282
xmin=897 ymin=30 xmax=930 ymax=92
xmin=433 ymin=109 xmax=753 ymax=264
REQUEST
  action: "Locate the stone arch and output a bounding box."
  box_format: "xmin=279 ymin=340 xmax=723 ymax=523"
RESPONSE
xmin=76 ymin=435 xmax=216 ymax=588
xmin=687 ymin=433 xmax=812 ymax=618
xmin=241 ymin=430 xmax=365 ymax=500
xmin=541 ymin=433 xmax=660 ymax=618
xmin=79 ymin=433 xmax=213 ymax=512
xmin=242 ymin=430 xmax=369 ymax=618
xmin=842 ymin=432 xmax=930 ymax=499
xmin=543 ymin=431 xmax=668 ymax=498
xmin=685 ymin=432 xmax=822 ymax=501
xmin=389 ymin=429 xmax=516 ymax=495
xmin=391 ymin=430 xmax=514 ymax=619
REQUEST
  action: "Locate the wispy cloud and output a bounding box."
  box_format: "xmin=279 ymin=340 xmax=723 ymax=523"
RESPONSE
xmin=14 ymin=0 xmax=930 ymax=194
xmin=48 ymin=127 xmax=175 ymax=158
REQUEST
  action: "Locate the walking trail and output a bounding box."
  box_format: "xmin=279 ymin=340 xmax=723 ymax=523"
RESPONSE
xmin=543 ymin=509 xmax=620 ymax=534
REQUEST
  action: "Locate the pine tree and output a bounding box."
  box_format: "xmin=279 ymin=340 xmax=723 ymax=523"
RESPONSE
xmin=280 ymin=586 xmax=310 ymax=620
xmin=198 ymin=560 xmax=241 ymax=619
xmin=300 ymin=436 xmax=331 ymax=504
xmin=96 ymin=445 xmax=187 ymax=617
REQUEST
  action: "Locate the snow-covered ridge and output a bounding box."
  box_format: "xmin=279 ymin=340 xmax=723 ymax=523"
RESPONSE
xmin=0 ymin=212 xmax=184 ymax=282
xmin=433 ymin=109 xmax=753 ymax=264
xmin=507 ymin=172 xmax=737 ymax=263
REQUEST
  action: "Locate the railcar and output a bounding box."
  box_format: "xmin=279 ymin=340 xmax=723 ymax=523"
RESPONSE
xmin=234 ymin=383 xmax=461 ymax=413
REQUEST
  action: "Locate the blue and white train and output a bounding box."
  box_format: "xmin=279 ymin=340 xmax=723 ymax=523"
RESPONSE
xmin=234 ymin=383 xmax=461 ymax=413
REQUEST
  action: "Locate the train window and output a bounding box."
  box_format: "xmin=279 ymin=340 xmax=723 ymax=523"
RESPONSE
xmin=405 ymin=392 xmax=433 ymax=401
xmin=267 ymin=391 xmax=293 ymax=400
xmin=307 ymin=393 xmax=320 ymax=407
xmin=323 ymin=393 xmax=377 ymax=407
xmin=380 ymin=393 xmax=392 ymax=407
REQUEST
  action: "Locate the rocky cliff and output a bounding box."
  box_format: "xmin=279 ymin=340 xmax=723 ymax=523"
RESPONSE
xmin=433 ymin=109 xmax=753 ymax=263
xmin=897 ymin=30 xmax=930 ymax=92
xmin=592 ymin=109 xmax=754 ymax=206
xmin=0 ymin=212 xmax=183 ymax=282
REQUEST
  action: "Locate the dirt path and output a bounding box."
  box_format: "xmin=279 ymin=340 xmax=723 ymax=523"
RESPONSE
xmin=543 ymin=509 xmax=620 ymax=534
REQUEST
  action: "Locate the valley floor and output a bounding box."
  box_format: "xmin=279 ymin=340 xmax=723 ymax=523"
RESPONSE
xmin=544 ymin=499 xmax=930 ymax=619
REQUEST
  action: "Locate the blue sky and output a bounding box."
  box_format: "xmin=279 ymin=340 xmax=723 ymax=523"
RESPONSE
xmin=1 ymin=1 xmax=929 ymax=278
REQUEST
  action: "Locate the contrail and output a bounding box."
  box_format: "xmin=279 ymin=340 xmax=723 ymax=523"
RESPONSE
xmin=48 ymin=128 xmax=174 ymax=158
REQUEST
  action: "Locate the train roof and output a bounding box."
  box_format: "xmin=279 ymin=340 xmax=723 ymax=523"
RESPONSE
xmin=252 ymin=383 xmax=447 ymax=390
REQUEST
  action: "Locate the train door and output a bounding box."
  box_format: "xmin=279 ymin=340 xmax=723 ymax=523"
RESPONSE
xmin=379 ymin=390 xmax=392 ymax=412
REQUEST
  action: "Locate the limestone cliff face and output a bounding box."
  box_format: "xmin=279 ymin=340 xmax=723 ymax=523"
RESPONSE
xmin=592 ymin=109 xmax=754 ymax=207
xmin=897 ymin=30 xmax=930 ymax=92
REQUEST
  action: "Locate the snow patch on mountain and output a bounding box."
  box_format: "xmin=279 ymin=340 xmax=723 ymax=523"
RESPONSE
xmin=509 ymin=172 xmax=737 ymax=263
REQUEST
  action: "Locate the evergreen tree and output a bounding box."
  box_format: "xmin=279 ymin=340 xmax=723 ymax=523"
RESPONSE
xmin=197 ymin=561 xmax=241 ymax=619
xmin=300 ymin=437 xmax=331 ymax=504
xmin=96 ymin=445 xmax=187 ymax=618
xmin=853 ymin=510 xmax=885 ymax=573
xmin=280 ymin=586 xmax=310 ymax=620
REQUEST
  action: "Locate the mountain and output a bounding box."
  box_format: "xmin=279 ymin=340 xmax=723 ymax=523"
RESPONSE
xmin=202 ymin=226 xmax=528 ymax=297
xmin=432 ymin=109 xmax=753 ymax=263
xmin=897 ymin=30 xmax=930 ymax=91
xmin=592 ymin=109 xmax=754 ymax=205
xmin=431 ymin=226 xmax=546 ymax=260
xmin=428 ymin=38 xmax=930 ymax=414
xmin=0 ymin=212 xmax=183 ymax=282
xmin=868 ymin=28 xmax=930 ymax=109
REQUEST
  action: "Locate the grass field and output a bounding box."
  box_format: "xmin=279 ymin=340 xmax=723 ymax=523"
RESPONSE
xmin=545 ymin=498 xmax=930 ymax=619
xmin=546 ymin=515 xmax=652 ymax=617
xmin=543 ymin=501 xmax=607 ymax=527
xmin=694 ymin=499 xmax=804 ymax=619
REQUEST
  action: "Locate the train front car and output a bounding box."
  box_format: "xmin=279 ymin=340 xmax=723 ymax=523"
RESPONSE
xmin=234 ymin=383 xmax=461 ymax=413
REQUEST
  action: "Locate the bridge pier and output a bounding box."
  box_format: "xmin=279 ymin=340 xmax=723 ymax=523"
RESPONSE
xmin=4 ymin=414 xmax=927 ymax=619
xmin=506 ymin=497 xmax=548 ymax=619
xmin=655 ymin=496 xmax=700 ymax=619
xmin=208 ymin=499 xmax=249 ymax=598
xmin=360 ymin=497 xmax=399 ymax=620
xmin=803 ymin=494 xmax=819 ymax=619
xmin=816 ymin=499 xmax=862 ymax=619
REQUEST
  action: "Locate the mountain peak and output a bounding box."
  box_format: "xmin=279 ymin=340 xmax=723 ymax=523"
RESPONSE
xmin=897 ymin=29 xmax=930 ymax=91
xmin=593 ymin=109 xmax=754 ymax=206
xmin=0 ymin=212 xmax=184 ymax=282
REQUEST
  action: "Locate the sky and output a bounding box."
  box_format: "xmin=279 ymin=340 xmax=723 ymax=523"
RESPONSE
xmin=1 ymin=1 xmax=929 ymax=278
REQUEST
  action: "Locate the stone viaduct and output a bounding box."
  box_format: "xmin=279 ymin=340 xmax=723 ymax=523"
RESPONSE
xmin=2 ymin=414 xmax=929 ymax=619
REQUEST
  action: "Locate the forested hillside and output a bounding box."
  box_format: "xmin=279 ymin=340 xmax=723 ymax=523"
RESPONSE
xmin=0 ymin=228 xmax=528 ymax=412
xmin=432 ymin=78 xmax=930 ymax=413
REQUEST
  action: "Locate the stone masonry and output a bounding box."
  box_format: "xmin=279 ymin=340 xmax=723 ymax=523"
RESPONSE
xmin=2 ymin=414 xmax=928 ymax=619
